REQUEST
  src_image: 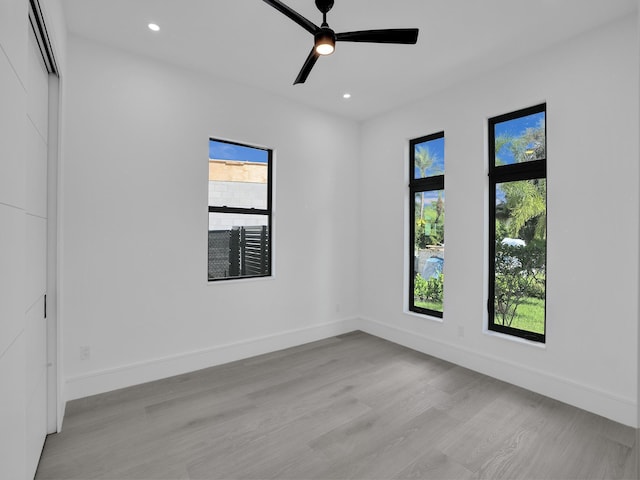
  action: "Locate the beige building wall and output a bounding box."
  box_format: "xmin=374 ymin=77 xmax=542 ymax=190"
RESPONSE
xmin=209 ymin=159 xmax=267 ymax=183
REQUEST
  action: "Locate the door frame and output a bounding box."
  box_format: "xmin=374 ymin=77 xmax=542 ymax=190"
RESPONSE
xmin=46 ymin=72 xmax=60 ymax=434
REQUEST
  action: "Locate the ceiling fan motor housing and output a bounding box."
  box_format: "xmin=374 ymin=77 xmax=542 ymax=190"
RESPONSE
xmin=315 ymin=0 xmax=334 ymax=14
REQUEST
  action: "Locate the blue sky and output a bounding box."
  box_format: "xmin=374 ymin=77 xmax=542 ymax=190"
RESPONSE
xmin=414 ymin=136 xmax=445 ymax=178
xmin=209 ymin=139 xmax=268 ymax=163
xmin=494 ymin=111 xmax=545 ymax=165
xmin=420 ymin=190 xmax=444 ymax=205
xmin=495 ymin=111 xmax=544 ymax=138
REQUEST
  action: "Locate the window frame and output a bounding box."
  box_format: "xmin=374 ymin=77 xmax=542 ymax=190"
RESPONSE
xmin=208 ymin=137 xmax=273 ymax=282
xmin=409 ymin=131 xmax=445 ymax=318
xmin=488 ymin=104 xmax=546 ymax=342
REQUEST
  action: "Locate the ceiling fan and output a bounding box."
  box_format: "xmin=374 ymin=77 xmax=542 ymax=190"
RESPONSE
xmin=262 ymin=0 xmax=419 ymax=84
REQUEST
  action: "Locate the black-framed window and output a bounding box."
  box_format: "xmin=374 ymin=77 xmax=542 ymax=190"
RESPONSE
xmin=208 ymin=138 xmax=272 ymax=281
xmin=409 ymin=132 xmax=445 ymax=317
xmin=488 ymin=104 xmax=546 ymax=342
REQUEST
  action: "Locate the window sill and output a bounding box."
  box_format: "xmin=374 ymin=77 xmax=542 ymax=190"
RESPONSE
xmin=483 ymin=328 xmax=546 ymax=349
xmin=404 ymin=309 xmax=444 ymax=324
xmin=207 ymin=275 xmax=274 ymax=286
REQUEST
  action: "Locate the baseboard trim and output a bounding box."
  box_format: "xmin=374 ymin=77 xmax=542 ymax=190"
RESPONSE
xmin=358 ymin=316 xmax=637 ymax=428
xmin=65 ymin=317 xmax=360 ymax=401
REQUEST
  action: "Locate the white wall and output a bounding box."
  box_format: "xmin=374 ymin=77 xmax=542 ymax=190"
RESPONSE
xmin=61 ymin=36 xmax=361 ymax=399
xmin=359 ymin=16 xmax=639 ymax=427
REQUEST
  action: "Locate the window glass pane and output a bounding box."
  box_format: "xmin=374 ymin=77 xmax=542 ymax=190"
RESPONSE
xmin=208 ymin=212 xmax=268 ymax=230
xmin=413 ymin=136 xmax=444 ymax=179
xmin=208 ymin=212 xmax=270 ymax=280
xmin=494 ymin=111 xmax=545 ymax=166
xmin=413 ymin=189 xmax=444 ymax=313
xmin=494 ymin=179 xmax=546 ymax=335
xmin=209 ymin=140 xmax=269 ymax=209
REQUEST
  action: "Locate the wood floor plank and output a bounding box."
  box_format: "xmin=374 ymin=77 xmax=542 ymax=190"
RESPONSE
xmin=36 ymin=331 xmax=637 ymax=480
xmin=310 ymin=407 xmax=462 ymax=479
xmin=394 ymin=449 xmax=475 ymax=480
xmin=438 ymin=384 xmax=544 ymax=472
xmin=473 ymin=396 xmax=634 ymax=480
xmin=186 ymin=395 xmax=371 ymax=479
xmin=621 ymin=435 xmax=638 ymax=480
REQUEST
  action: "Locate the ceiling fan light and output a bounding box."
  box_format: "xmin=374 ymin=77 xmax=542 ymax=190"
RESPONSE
xmin=316 ymin=42 xmax=334 ymax=55
xmin=314 ymin=29 xmax=336 ymax=55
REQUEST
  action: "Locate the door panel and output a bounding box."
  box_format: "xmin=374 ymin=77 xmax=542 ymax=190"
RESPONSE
xmin=0 ymin=0 xmax=27 ymax=81
xmin=25 ymin=24 xmax=49 ymax=478
xmin=24 ymin=214 xmax=46 ymax=308
xmin=26 ymin=24 xmax=48 ymax=142
xmin=0 ymin=46 xmax=26 ymax=209
xmin=0 ymin=206 xmax=24 ymax=358
xmin=25 ymin=297 xmax=47 ymax=477
xmin=26 ymin=372 xmax=47 ymax=477
xmin=25 ymin=124 xmax=47 ymax=217
xmin=0 ymin=335 xmax=27 ymax=480
xmin=25 ymin=297 xmax=46 ymax=400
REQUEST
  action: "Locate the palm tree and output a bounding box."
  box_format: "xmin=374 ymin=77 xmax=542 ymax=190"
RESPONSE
xmin=501 ymin=179 xmax=546 ymax=240
xmin=414 ymin=146 xmax=441 ymax=221
xmin=495 ymin=122 xmax=546 ymax=241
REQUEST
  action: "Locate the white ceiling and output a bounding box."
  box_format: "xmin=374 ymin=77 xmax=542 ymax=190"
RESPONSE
xmin=60 ymin=0 xmax=637 ymax=121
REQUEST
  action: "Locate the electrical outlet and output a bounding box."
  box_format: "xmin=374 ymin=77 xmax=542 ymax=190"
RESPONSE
xmin=80 ymin=346 xmax=91 ymax=361
xmin=458 ymin=326 xmax=465 ymax=338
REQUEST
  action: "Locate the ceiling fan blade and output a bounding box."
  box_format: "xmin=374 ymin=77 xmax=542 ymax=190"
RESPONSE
xmin=262 ymin=0 xmax=319 ymax=35
xmin=294 ymin=48 xmax=320 ymax=85
xmin=336 ymin=28 xmax=419 ymax=44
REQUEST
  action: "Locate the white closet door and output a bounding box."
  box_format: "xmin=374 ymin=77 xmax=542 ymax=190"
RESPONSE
xmin=24 ymin=23 xmax=49 ymax=479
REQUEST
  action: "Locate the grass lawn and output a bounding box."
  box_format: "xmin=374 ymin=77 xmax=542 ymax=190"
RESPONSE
xmin=498 ymin=297 xmax=545 ymax=334
xmin=415 ymin=297 xmax=543 ymax=335
xmin=415 ymin=300 xmax=443 ymax=313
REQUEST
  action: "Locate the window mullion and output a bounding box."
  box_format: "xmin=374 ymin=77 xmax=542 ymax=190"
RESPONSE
xmin=208 ymin=206 xmax=270 ymax=216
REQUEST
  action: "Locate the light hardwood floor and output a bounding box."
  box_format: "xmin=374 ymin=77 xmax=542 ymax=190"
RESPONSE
xmin=37 ymin=331 xmax=637 ymax=479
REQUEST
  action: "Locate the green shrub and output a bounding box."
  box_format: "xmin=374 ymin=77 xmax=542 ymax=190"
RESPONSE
xmin=414 ymin=272 xmax=444 ymax=303
xmin=525 ymin=276 xmax=545 ymax=299
xmin=494 ymin=239 xmax=545 ymax=326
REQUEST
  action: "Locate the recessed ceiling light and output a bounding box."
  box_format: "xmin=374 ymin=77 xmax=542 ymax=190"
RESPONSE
xmin=343 ymin=93 xmax=352 ymax=99
xmin=148 ymin=23 xmax=160 ymax=32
